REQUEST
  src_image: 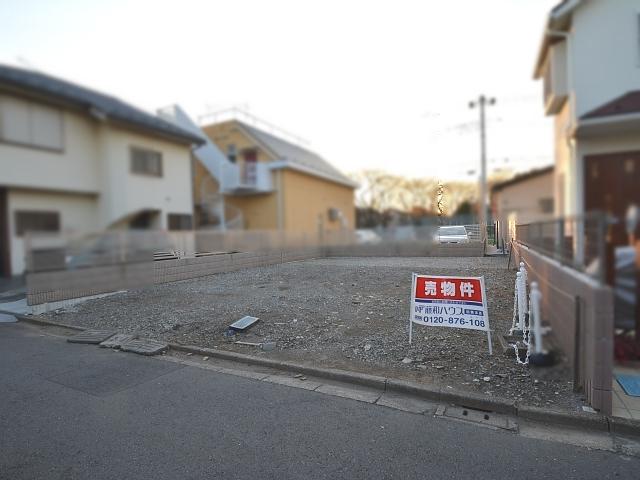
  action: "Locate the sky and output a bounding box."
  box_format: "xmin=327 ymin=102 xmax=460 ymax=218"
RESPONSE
xmin=0 ymin=0 xmax=559 ymax=181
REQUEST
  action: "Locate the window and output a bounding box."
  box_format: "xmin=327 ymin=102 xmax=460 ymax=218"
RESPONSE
xmin=130 ymin=147 xmax=163 ymax=176
xmin=227 ymin=144 xmax=237 ymax=163
xmin=15 ymin=211 xmax=60 ymax=237
xmin=539 ymin=198 xmax=554 ymax=214
xmin=167 ymin=213 xmax=193 ymax=231
xmin=0 ymin=95 xmax=64 ymax=151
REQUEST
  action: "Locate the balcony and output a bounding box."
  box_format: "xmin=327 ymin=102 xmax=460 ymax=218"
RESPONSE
xmin=543 ymin=42 xmax=568 ymax=115
xmin=221 ymin=161 xmax=272 ymax=195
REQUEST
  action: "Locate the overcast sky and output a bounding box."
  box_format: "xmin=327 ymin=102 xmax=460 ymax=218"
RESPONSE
xmin=0 ymin=0 xmax=559 ymax=180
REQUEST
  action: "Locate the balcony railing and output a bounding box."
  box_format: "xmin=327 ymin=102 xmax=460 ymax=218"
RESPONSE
xmin=221 ymin=161 xmax=272 ymax=194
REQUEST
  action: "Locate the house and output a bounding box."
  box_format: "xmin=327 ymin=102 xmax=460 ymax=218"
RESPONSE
xmin=0 ymin=64 xmax=204 ymax=277
xmin=534 ymin=0 xmax=640 ymax=257
xmin=491 ymin=166 xmax=554 ymax=245
xmin=185 ymin=114 xmax=356 ymax=234
xmin=524 ymin=0 xmax=640 ymax=416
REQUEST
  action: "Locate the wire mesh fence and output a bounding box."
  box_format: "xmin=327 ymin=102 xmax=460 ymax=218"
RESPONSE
xmin=24 ymin=222 xmax=488 ymax=274
xmin=514 ymin=211 xmax=614 ymax=282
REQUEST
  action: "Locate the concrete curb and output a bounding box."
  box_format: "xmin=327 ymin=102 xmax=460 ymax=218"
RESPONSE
xmin=169 ymin=343 xmax=387 ymax=390
xmin=608 ymin=416 xmax=640 ymax=437
xmin=517 ymin=405 xmax=609 ymax=432
xmin=12 ymin=312 xmax=640 ymax=438
xmin=1 ymin=310 xmax=85 ymax=331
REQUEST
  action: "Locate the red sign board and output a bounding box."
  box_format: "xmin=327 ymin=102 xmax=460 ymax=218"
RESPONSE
xmin=414 ymin=277 xmax=483 ymax=303
xmin=409 ymin=274 xmax=491 ymax=354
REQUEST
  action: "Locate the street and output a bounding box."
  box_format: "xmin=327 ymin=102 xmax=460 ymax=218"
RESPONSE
xmin=1 ymin=321 xmax=637 ymax=480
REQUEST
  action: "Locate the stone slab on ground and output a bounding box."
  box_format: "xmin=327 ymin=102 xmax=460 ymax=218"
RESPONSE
xmin=67 ymin=330 xmax=116 ymax=344
xmin=120 ymin=338 xmax=168 ymax=356
xmin=0 ymin=313 xmax=17 ymax=323
xmin=100 ymin=333 xmax=137 ymax=349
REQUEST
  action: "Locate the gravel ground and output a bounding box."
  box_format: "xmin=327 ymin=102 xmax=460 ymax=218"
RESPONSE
xmin=46 ymin=256 xmax=581 ymax=410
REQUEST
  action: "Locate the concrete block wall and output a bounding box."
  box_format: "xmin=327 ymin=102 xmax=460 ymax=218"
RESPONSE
xmin=27 ymin=248 xmax=323 ymax=304
xmin=513 ymin=243 xmax=614 ymax=415
xmin=26 ymin=243 xmax=482 ymax=308
xmin=26 ymin=262 xmax=152 ymax=305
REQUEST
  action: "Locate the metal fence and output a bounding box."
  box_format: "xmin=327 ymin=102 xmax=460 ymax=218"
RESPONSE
xmin=24 ymin=222 xmax=489 ymax=275
xmin=514 ymin=212 xmax=613 ymax=282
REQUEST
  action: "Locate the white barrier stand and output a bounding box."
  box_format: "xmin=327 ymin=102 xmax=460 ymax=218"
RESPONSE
xmin=519 ymin=261 xmax=528 ymax=284
xmin=519 ymin=263 xmax=529 ymax=334
xmin=530 ymin=282 xmax=543 ymax=354
xmin=516 ymin=270 xmax=527 ymax=333
xmin=528 ymin=281 xmax=555 ymax=366
xmin=509 ymin=273 xmax=519 ymax=334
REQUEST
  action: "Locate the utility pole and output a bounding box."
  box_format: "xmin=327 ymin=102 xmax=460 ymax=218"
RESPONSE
xmin=469 ymin=95 xmax=496 ymax=238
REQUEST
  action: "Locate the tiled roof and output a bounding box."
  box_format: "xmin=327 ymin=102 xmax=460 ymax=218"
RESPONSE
xmin=238 ymin=121 xmax=357 ymax=188
xmin=582 ymin=91 xmax=640 ymax=120
xmin=491 ymin=165 xmax=554 ymax=193
xmin=0 ymin=64 xmax=204 ymax=145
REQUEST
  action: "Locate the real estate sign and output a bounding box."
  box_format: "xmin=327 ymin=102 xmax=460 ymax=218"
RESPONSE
xmin=409 ymin=274 xmax=492 ymax=354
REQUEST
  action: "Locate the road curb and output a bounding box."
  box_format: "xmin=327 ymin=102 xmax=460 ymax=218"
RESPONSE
xmin=169 ymin=342 xmax=388 ymax=390
xmin=609 ymin=416 xmax=640 ymax=437
xmin=1 ymin=311 xmax=85 ymax=331
xmin=11 ymin=312 xmax=639 ymax=437
xmin=517 ymin=405 xmax=609 ymax=432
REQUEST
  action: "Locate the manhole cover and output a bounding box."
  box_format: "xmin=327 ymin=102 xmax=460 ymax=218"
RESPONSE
xmin=67 ymin=330 xmax=116 ymax=344
xmin=435 ymin=405 xmax=518 ymax=432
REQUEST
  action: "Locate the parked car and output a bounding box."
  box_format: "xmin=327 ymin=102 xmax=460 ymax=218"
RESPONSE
xmin=355 ymin=229 xmax=382 ymax=244
xmin=435 ymin=226 xmax=469 ymax=244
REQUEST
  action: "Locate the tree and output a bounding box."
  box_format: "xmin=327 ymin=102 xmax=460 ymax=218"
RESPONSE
xmin=349 ymin=169 xmax=479 ymax=225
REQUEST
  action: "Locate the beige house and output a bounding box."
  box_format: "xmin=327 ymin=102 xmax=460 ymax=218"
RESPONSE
xmin=0 ymin=64 xmax=204 ymax=276
xmin=535 ymin=0 xmax=640 ymax=255
xmin=193 ymin=117 xmax=356 ymax=235
xmin=491 ymin=166 xmax=554 ymax=245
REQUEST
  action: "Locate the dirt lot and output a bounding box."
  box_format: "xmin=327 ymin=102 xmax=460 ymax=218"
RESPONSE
xmin=46 ymin=256 xmax=581 ymax=410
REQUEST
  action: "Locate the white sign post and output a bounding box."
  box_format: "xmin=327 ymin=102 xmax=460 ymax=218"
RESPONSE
xmin=409 ymin=273 xmax=492 ymax=354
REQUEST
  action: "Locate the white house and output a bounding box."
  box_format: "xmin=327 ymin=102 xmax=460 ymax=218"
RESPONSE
xmin=534 ymin=0 xmax=640 ymax=257
xmin=0 ymin=64 xmax=204 ymax=276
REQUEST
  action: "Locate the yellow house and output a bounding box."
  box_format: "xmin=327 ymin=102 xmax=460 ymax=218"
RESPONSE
xmin=196 ymin=118 xmax=356 ymax=235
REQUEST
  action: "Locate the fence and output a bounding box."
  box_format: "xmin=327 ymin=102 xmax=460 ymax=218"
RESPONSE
xmin=23 ymin=226 xmax=485 ymax=307
xmin=514 ymin=212 xmax=613 ymax=283
xmin=512 ymin=238 xmax=614 ymax=415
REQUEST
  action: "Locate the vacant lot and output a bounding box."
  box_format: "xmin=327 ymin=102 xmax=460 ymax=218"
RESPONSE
xmin=46 ymin=256 xmax=579 ymax=410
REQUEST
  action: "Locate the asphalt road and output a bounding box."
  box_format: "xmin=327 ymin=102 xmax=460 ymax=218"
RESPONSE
xmin=1 ymin=322 xmax=637 ymax=480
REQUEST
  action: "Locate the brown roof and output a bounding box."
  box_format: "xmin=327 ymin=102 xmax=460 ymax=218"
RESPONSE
xmin=582 ymin=91 xmax=640 ymax=120
xmin=491 ymin=165 xmax=554 ymax=193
